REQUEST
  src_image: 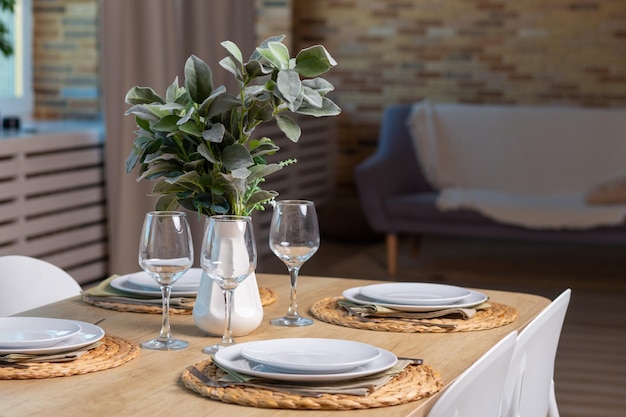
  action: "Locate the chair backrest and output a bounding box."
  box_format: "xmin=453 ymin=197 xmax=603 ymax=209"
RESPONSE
xmin=501 ymin=288 xmax=572 ymax=417
xmin=0 ymin=255 xmax=82 ymax=316
xmin=427 ymin=331 xmax=517 ymax=417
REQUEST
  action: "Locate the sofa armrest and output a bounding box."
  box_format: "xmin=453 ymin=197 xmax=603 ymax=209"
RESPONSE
xmin=355 ymin=104 xmax=434 ymax=232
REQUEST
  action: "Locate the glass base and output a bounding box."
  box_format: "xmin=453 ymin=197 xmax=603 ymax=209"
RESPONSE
xmin=270 ymin=316 xmax=314 ymax=327
xmin=141 ymin=338 xmax=189 ymax=351
xmin=202 ymin=341 xmax=235 ymax=355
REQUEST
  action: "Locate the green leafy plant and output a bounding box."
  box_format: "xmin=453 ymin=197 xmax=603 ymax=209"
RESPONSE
xmin=125 ymin=35 xmax=341 ymax=216
xmin=0 ymin=0 xmax=16 ymax=57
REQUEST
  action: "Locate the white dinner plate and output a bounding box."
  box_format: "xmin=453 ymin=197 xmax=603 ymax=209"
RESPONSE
xmin=0 ymin=321 xmax=105 ymax=355
xmin=239 ymin=338 xmax=382 ymax=374
xmin=110 ymin=268 xmax=202 ymax=297
xmin=0 ymin=317 xmax=82 ymax=349
xmin=343 ymin=287 xmax=489 ymax=312
xmin=359 ymin=282 xmax=471 ymax=306
xmin=214 ymin=342 xmax=398 ymax=382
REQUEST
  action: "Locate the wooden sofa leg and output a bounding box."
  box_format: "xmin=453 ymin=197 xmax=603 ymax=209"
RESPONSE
xmin=386 ymin=233 xmax=398 ymax=276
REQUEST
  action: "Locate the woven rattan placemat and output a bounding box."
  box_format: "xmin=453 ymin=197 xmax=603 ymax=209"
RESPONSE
xmin=82 ymin=287 xmax=278 ymax=314
xmin=181 ymin=358 xmax=442 ymax=410
xmin=310 ymin=297 xmax=518 ymax=333
xmin=0 ymin=335 xmax=140 ymax=380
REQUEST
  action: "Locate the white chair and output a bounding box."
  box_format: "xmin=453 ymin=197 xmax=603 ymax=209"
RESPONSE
xmin=427 ymin=331 xmax=518 ymax=417
xmin=501 ymin=288 xmax=572 ymax=417
xmin=0 ymin=255 xmax=82 ymax=316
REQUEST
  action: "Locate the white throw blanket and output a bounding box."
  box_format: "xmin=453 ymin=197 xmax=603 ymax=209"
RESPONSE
xmin=407 ymin=100 xmax=626 ymax=229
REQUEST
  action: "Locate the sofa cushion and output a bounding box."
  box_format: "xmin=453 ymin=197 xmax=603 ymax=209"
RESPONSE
xmin=386 ymin=193 xmax=486 ymax=223
xmin=406 ymin=100 xmax=626 ymax=229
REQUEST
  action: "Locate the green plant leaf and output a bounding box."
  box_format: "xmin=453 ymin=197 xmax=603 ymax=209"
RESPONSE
xmin=124 ymin=104 xmax=160 ymax=122
xmin=151 ymin=114 xmax=181 ymax=132
xmin=246 ymin=189 xmax=278 ymax=209
xmin=165 ymin=77 xmax=179 ymax=103
xmin=143 ymin=152 xmax=178 ymax=164
xmin=219 ymin=56 xmax=243 ymax=81
xmin=255 ymin=46 xmax=283 ymax=69
xmin=248 ymin=163 xmax=283 ymax=181
xmin=294 ymin=45 xmax=337 ymax=77
xmin=276 ymin=69 xmax=302 ymax=103
xmin=275 ymin=114 xmax=301 ymax=142
xmin=268 ymin=41 xmax=290 ymax=67
xmin=301 ymin=85 xmax=323 ymax=108
xmin=151 ymin=179 xmax=185 ymax=195
xmin=296 ymin=96 xmax=341 ymax=117
xmin=245 ymin=60 xmax=271 ymax=77
xmin=155 ymin=194 xmax=181 ymax=211
xmin=197 ymin=142 xmax=216 ymax=163
xmin=221 ymin=40 xmax=243 ymax=64
xmin=178 ymin=120 xmax=202 ymax=137
xmin=138 ymin=162 xmax=182 ymax=181
xmin=249 ymin=34 xmax=286 ymax=61
xmin=247 ymin=99 xmax=274 ymax=123
xmin=206 ymin=93 xmax=240 ymax=119
xmin=125 ymin=86 xmax=165 ymax=105
xmin=250 ymin=138 xmax=280 ymax=157
xmin=302 ymin=78 xmax=335 ymax=96
xmin=184 ymin=55 xmax=213 ymax=104
xmin=202 ymin=123 xmax=225 ymax=143
xmin=222 ymin=144 xmax=254 ymax=170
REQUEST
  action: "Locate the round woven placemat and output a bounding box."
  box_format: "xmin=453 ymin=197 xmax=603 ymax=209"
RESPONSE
xmin=83 ymin=287 xmax=278 ymax=314
xmin=310 ymin=297 xmax=518 ymax=333
xmin=181 ymin=358 xmax=442 ymax=410
xmin=0 ymin=335 xmax=140 ymax=380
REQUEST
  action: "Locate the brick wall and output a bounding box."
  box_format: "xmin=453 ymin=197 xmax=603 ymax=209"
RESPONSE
xmin=32 ymin=0 xmax=626 ymax=193
xmin=290 ymin=0 xmax=626 ymax=194
xmin=33 ymin=0 xmax=99 ymax=119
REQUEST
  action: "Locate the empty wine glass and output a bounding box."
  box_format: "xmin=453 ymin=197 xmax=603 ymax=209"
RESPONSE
xmin=200 ymin=215 xmax=257 ymax=354
xmin=269 ymin=200 xmax=320 ymax=326
xmin=138 ymin=211 xmax=193 ymax=350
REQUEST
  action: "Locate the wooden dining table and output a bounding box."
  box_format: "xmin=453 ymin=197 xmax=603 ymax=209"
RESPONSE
xmin=0 ymin=273 xmax=550 ymax=417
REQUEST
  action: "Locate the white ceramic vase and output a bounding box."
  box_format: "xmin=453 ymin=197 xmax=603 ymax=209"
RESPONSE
xmin=192 ymin=219 xmax=263 ymax=337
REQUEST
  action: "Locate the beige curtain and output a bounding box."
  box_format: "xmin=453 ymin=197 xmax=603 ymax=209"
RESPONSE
xmin=101 ymin=0 xmax=255 ymax=275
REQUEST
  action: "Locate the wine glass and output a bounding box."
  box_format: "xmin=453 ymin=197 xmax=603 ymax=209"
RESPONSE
xmin=138 ymin=211 xmax=193 ymax=350
xmin=200 ymin=215 xmax=257 ymax=354
xmin=269 ymin=200 xmax=320 ymax=326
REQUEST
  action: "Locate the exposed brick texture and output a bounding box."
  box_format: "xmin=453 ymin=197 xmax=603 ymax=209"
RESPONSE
xmin=33 ymin=0 xmax=99 ymax=120
xmin=32 ymin=0 xmax=626 ymax=193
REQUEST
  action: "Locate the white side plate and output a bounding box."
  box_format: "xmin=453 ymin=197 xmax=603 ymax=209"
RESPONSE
xmin=239 ymin=338 xmax=381 ymax=374
xmin=343 ymin=287 xmax=489 ymax=312
xmin=0 ymin=321 xmax=105 ymax=355
xmin=111 ymin=268 xmax=202 ymax=297
xmin=214 ymin=342 xmax=397 ymax=382
xmin=0 ymin=317 xmax=82 ymax=349
xmin=359 ymin=282 xmax=471 ymax=306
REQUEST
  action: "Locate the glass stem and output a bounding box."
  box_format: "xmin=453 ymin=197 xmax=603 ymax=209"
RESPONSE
xmin=159 ymin=284 xmax=173 ymax=341
xmin=221 ymin=288 xmax=235 ymax=345
xmin=287 ymin=266 xmax=301 ymax=318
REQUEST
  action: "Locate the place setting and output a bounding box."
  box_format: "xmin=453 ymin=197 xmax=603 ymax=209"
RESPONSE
xmin=310 ymin=281 xmax=519 ymax=333
xmin=181 ymin=337 xmax=443 ymax=410
xmin=0 ymin=316 xmax=139 ymax=380
xmin=81 ymin=253 xmax=278 ymax=316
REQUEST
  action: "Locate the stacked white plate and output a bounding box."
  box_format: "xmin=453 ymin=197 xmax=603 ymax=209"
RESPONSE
xmin=0 ymin=317 xmax=105 ymax=355
xmin=110 ymin=268 xmax=203 ymax=297
xmin=343 ymin=282 xmax=488 ymax=312
xmin=213 ymin=338 xmax=398 ymax=382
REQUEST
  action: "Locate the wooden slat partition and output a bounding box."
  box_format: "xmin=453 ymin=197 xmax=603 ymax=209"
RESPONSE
xmin=250 ymin=116 xmax=338 ymax=257
xmin=0 ymin=128 xmax=108 ymax=285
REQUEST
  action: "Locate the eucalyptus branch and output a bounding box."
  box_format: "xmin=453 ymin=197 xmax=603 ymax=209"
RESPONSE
xmin=125 ymin=35 xmax=341 ymax=217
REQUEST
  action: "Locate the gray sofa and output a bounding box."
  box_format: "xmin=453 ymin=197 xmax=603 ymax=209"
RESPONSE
xmin=354 ymin=103 xmax=626 ymax=275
